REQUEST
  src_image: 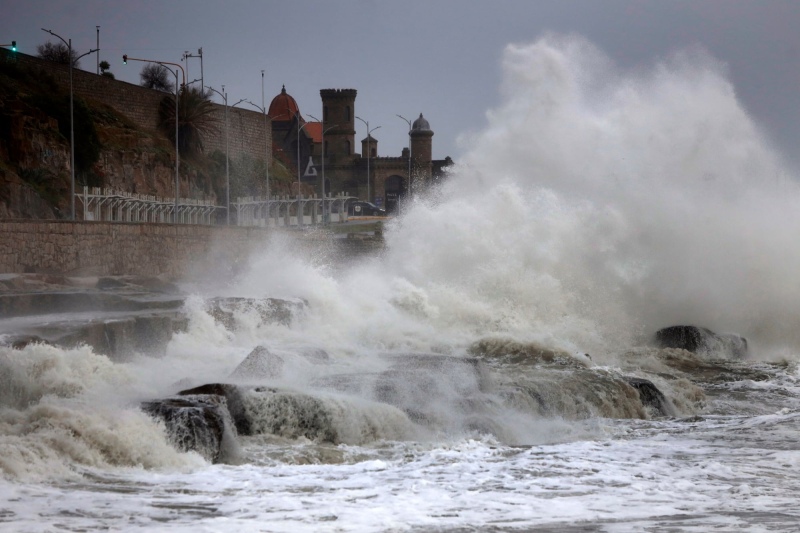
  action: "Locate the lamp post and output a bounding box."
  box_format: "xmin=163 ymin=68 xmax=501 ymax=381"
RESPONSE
xmin=294 ymin=115 xmax=312 ymax=224
xmin=96 ymin=26 xmax=99 ymax=75
xmin=205 ymin=86 xmax=244 ymax=225
xmin=123 ymin=54 xmax=184 ymax=222
xmin=306 ymin=114 xmax=338 ymax=224
xmin=42 ymin=28 xmax=98 ymax=221
xmin=355 ymin=116 xmax=380 ymax=203
xmin=397 ymin=114 xmax=413 ymax=199
xmin=247 ymin=98 xmax=287 ymax=227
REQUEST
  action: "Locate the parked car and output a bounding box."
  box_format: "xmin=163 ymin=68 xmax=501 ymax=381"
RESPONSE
xmin=347 ymin=201 xmax=386 ymax=217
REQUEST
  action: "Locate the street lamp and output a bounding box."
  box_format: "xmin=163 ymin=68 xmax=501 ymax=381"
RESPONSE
xmin=397 ymin=114 xmax=413 ymax=200
xmin=306 ymin=114 xmax=338 ymax=224
xmin=244 ymin=70 xmax=277 ymax=226
xmin=123 ymin=54 xmax=184 ymax=222
xmin=294 ymin=115 xmax=313 ymax=225
xmin=42 ymin=28 xmax=98 ymax=220
xmin=355 ymin=116 xmax=380 ymax=203
xmin=205 ymin=86 xmax=244 ymax=225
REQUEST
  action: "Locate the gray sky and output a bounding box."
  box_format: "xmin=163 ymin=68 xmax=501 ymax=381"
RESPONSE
xmin=4 ymin=0 xmax=799 ymax=169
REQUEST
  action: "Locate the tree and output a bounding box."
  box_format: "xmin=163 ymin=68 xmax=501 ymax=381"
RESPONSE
xmin=158 ymin=86 xmax=219 ymax=156
xmin=99 ymin=60 xmax=114 ymax=79
xmin=36 ymin=41 xmax=80 ymax=67
xmin=140 ymin=63 xmax=174 ymax=93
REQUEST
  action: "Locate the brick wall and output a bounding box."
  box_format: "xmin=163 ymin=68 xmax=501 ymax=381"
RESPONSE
xmin=1 ymin=48 xmax=270 ymax=165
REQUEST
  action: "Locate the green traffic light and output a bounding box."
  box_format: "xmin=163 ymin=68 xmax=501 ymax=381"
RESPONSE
xmin=122 ymin=54 xmax=127 ymax=64
xmin=11 ymin=41 xmax=16 ymax=52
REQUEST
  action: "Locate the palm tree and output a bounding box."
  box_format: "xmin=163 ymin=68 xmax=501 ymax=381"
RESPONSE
xmin=158 ymin=86 xmax=219 ymax=156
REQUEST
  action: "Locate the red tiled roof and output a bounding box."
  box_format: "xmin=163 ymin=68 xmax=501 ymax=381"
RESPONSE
xmin=305 ymin=122 xmax=322 ymax=143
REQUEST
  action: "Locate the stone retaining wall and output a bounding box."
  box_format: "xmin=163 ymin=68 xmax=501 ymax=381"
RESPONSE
xmin=0 ymin=220 xmax=271 ymax=279
xmin=0 ymin=220 xmax=384 ymax=279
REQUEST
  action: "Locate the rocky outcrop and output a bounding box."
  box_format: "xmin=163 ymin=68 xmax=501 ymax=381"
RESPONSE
xmin=624 ymin=377 xmax=672 ymax=417
xmin=654 ymin=325 xmax=748 ymax=359
xmin=141 ymin=395 xmax=232 ymax=463
xmin=178 ymin=383 xmax=251 ymax=436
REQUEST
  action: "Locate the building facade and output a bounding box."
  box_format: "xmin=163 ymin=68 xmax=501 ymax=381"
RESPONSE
xmin=268 ymin=86 xmax=453 ymax=213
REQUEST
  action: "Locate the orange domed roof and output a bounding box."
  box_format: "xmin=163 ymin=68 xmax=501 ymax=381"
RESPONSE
xmin=268 ymin=85 xmax=300 ymax=121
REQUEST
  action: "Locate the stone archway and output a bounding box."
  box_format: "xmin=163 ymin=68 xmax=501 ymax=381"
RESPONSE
xmin=384 ymin=175 xmax=406 ymax=214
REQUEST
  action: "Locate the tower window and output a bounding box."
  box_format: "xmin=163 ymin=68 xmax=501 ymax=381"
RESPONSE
xmin=371 ymin=147 xmax=376 ymax=157
xmin=324 ymin=106 xmax=328 ymax=122
xmin=345 ymin=106 xmax=351 ymax=121
xmin=345 ymin=140 xmax=351 ymax=155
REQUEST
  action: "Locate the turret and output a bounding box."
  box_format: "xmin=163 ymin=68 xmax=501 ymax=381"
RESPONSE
xmin=320 ymin=89 xmax=357 ymax=160
xmin=410 ymin=113 xmax=433 ymax=187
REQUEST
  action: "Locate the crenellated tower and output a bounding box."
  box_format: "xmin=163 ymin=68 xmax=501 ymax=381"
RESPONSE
xmin=320 ymin=89 xmax=357 ymax=162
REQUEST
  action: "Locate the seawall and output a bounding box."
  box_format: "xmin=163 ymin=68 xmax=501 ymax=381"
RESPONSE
xmin=0 ymin=221 xmax=384 ymax=279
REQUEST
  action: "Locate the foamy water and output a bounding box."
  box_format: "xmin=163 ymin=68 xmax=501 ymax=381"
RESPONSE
xmin=2 ymin=34 xmax=800 ymax=531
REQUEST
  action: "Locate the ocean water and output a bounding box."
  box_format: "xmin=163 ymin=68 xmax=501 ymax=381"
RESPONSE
xmin=2 ymin=35 xmax=800 ymax=532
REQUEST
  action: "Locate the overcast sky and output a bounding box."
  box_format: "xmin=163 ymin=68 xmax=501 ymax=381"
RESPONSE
xmin=4 ymin=0 xmax=799 ymax=170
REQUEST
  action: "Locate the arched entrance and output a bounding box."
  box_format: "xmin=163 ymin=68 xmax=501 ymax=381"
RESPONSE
xmin=384 ymin=175 xmax=406 ymax=214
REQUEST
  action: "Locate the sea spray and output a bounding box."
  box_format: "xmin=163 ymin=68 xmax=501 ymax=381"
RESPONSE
xmin=219 ymin=29 xmax=800 ymax=361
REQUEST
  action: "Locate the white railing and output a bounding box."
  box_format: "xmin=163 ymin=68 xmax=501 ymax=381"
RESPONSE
xmin=232 ymin=193 xmax=356 ymax=227
xmin=77 ymin=187 xmax=222 ymax=225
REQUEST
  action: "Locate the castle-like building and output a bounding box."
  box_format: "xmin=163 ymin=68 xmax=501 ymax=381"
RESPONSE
xmin=268 ymin=86 xmax=453 ymax=213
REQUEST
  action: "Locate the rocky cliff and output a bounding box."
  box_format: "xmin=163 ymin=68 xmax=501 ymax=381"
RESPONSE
xmin=0 ymin=59 xmax=223 ymax=219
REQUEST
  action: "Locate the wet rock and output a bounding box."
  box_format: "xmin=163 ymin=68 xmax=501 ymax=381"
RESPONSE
xmin=250 ymin=387 xmax=337 ymax=442
xmin=96 ymin=275 xmax=179 ymax=294
xmin=207 ymin=297 xmax=306 ymax=330
xmin=142 ymin=395 xmax=229 ymax=463
xmin=467 ymin=337 xmax=589 ymax=369
xmin=2 ymin=334 xmax=51 ymax=349
xmin=229 ymin=346 xmax=284 ymax=380
xmin=54 ymin=313 xmax=187 ymax=358
xmin=178 ymin=383 xmax=251 ymax=436
xmin=654 ymin=325 xmax=748 ymax=359
xmin=624 ymin=377 xmax=672 ymax=417
xmin=383 ymin=353 xmax=493 ymax=392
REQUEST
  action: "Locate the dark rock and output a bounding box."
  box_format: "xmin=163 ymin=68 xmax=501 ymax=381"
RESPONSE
xmin=178 ymin=383 xmax=251 ymax=436
xmin=142 ymin=396 xmax=229 ymax=463
xmin=624 ymin=377 xmax=672 ymax=417
xmin=654 ymin=325 xmax=747 ymax=359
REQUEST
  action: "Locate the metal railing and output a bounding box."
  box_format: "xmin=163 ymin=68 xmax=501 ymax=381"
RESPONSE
xmin=77 ymin=186 xmax=221 ymax=224
xmin=233 ymin=193 xmax=356 ymax=227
